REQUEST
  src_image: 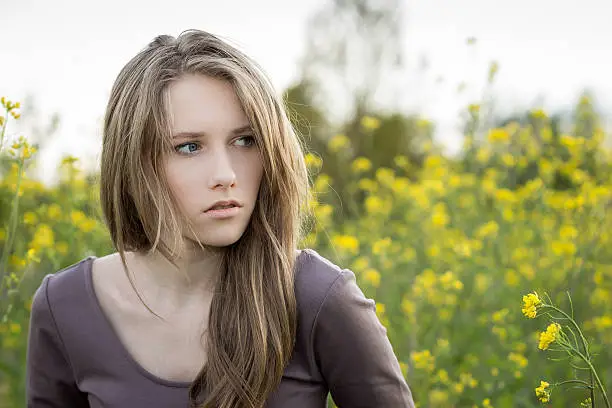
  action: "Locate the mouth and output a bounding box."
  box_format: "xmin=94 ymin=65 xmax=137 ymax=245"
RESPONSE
xmin=205 ymin=200 xmax=243 ymax=212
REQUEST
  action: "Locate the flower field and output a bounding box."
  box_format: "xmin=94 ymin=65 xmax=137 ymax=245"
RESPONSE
xmin=1 ymin=95 xmax=611 ymax=407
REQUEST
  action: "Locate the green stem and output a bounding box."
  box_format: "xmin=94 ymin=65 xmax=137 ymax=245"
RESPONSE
xmin=543 ymin=303 xmax=609 ymax=408
xmin=572 ymin=347 xmax=610 ymax=408
xmin=544 ymin=304 xmax=590 ymax=356
xmin=591 ymin=370 xmax=596 ymax=408
xmin=0 ymin=158 xmax=24 ymax=297
xmin=556 ymin=379 xmax=593 ymax=389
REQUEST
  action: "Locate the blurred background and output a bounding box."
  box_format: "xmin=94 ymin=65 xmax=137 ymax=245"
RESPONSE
xmin=2 ymin=0 xmax=612 ymax=407
xmin=3 ymin=0 xmax=612 ymax=183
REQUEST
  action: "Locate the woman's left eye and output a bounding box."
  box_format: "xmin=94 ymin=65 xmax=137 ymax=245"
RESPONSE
xmin=235 ymin=136 xmax=256 ymax=147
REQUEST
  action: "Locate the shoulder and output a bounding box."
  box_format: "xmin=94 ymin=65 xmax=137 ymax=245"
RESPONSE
xmin=31 ymin=256 xmax=95 ymax=318
xmin=294 ymin=248 xmax=365 ymax=325
xmin=294 ymin=248 xmax=356 ymax=306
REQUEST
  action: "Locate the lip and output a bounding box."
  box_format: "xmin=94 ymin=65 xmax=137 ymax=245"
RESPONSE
xmin=205 ymin=199 xmax=243 ymax=212
xmin=204 ymin=206 xmax=241 ymax=219
xmin=204 ymin=199 xmax=243 ymax=219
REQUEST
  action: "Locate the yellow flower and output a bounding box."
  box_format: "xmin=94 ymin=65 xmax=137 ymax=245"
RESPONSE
xmin=519 ymin=264 xmax=535 ymax=280
xmin=351 ymin=157 xmax=372 ymax=173
xmin=476 ymin=221 xmax=499 ymax=239
xmin=401 ymin=298 xmax=415 ymax=317
xmin=30 ymin=224 xmax=55 ymax=251
xmin=365 ymin=196 xmax=390 ymax=215
xmin=327 ymin=134 xmax=350 ymax=153
xmin=460 ymin=372 xmax=478 ymax=388
xmin=468 ymin=103 xmax=480 ymax=115
xmin=494 ymin=188 xmax=517 ymax=204
xmin=393 ymin=155 xmax=410 ymax=170
xmin=508 ymin=352 xmax=528 ymax=368
xmin=78 ymin=219 xmax=97 ymax=233
xmin=8 ymin=255 xmax=23 ymax=269
xmin=360 ymin=115 xmax=380 ymax=130
xmin=304 ymin=153 xmax=323 ymax=170
xmin=504 ymin=269 xmax=519 ymax=287
xmin=436 ymin=338 xmax=450 ymax=351
xmin=429 ymin=389 xmax=449 ymax=405
xmin=9 ymin=323 xmax=21 ymax=334
xmin=314 ymin=174 xmax=332 ymax=193
xmin=430 ymin=203 xmax=449 ymax=227
xmin=392 ymin=178 xmax=410 ymax=196
xmin=501 ymin=153 xmax=515 ymax=167
xmin=427 ymin=245 xmax=440 ymax=258
xmin=424 ymin=155 xmax=443 ymax=168
xmin=372 ymin=237 xmax=392 ymax=255
xmin=492 ymin=308 xmax=509 ymax=323
xmin=358 ymin=178 xmax=378 ymax=193
xmin=47 ymin=204 xmax=62 ymax=219
xmin=487 ymin=128 xmax=510 ymax=143
xmin=364 ymin=268 xmax=381 ymax=288
xmin=551 ymin=240 xmax=577 ymax=257
xmin=453 ymin=382 xmax=464 ymax=394
xmin=71 ymin=210 xmax=86 ymax=225
xmin=559 ymin=225 xmax=578 ymax=240
xmin=521 ymin=292 xmax=542 ymax=318
xmin=476 ymin=148 xmax=491 ymax=163
xmin=23 ymin=212 xmax=38 ymax=225
xmin=332 ymin=235 xmax=359 ymax=254
xmin=436 ymin=369 xmax=450 ymax=384
xmin=591 ymin=316 xmax=612 ymax=331
xmin=530 ymin=109 xmax=548 ymax=119
xmin=492 ymin=326 xmax=507 ymax=341
xmin=535 ymin=380 xmax=550 ymax=402
xmin=26 ymin=248 xmax=40 ymax=264
xmin=375 ymin=167 xmax=395 ymax=187
xmin=410 ymin=350 xmax=435 ymax=373
xmin=538 ymin=323 xmax=561 ymax=350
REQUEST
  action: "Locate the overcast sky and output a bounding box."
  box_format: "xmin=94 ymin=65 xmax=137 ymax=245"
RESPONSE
xmin=2 ymin=0 xmax=611 ymax=183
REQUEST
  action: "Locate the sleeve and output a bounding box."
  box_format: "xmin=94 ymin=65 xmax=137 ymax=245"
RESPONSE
xmin=26 ymin=275 xmax=89 ymax=408
xmin=313 ymin=270 xmax=415 ymax=408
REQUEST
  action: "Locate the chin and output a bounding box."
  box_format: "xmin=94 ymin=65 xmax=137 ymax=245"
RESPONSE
xmin=192 ymin=227 xmax=248 ymax=248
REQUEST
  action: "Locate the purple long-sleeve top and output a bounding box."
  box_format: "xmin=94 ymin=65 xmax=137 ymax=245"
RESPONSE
xmin=26 ymin=248 xmax=415 ymax=407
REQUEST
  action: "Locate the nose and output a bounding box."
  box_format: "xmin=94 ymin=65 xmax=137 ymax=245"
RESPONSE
xmin=208 ymin=149 xmax=236 ymax=190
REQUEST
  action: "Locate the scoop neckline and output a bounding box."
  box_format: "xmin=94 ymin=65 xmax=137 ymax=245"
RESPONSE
xmin=82 ymin=256 xmax=193 ymax=389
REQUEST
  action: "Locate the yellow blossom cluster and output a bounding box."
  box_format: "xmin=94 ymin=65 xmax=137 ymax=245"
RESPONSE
xmin=521 ymin=292 xmax=541 ymax=319
xmin=538 ymin=323 xmax=561 ymax=350
xmin=535 ymin=380 xmax=551 ymax=402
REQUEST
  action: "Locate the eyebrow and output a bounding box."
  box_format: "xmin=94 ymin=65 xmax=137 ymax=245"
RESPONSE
xmin=172 ymin=125 xmax=253 ymax=139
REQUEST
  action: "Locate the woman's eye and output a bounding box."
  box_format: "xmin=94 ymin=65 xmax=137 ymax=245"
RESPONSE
xmin=235 ymin=136 xmax=256 ymax=147
xmin=175 ymin=142 xmax=200 ymax=155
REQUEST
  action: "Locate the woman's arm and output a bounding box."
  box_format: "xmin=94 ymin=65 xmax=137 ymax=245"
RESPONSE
xmin=26 ymin=275 xmax=89 ymax=407
xmin=313 ymin=270 xmax=415 ymax=407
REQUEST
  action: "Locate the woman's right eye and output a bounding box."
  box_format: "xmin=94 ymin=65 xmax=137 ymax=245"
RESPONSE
xmin=175 ymin=142 xmax=200 ymax=155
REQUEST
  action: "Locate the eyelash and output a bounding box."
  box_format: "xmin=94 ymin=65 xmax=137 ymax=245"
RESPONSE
xmin=174 ymin=136 xmax=256 ymax=156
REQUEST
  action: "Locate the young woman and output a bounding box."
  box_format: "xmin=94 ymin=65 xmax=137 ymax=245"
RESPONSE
xmin=26 ymin=29 xmax=415 ymax=408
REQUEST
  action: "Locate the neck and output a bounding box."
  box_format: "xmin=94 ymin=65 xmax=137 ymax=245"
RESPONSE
xmin=126 ymin=246 xmax=222 ymax=313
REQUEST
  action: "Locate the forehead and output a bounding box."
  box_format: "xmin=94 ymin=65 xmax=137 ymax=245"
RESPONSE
xmin=166 ymin=74 xmax=248 ymax=132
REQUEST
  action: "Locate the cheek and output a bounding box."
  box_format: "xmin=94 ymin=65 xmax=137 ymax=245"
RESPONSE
xmin=165 ymin=160 xmax=200 ymax=206
xmin=237 ymin=154 xmax=264 ymax=194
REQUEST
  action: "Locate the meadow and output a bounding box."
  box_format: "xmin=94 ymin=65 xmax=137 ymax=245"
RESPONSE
xmin=1 ymin=94 xmax=611 ymax=407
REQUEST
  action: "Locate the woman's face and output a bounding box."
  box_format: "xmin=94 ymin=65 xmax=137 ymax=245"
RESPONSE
xmin=164 ymin=73 xmax=264 ymax=248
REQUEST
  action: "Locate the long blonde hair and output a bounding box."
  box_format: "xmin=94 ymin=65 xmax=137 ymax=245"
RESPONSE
xmin=99 ymin=29 xmax=310 ymax=407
